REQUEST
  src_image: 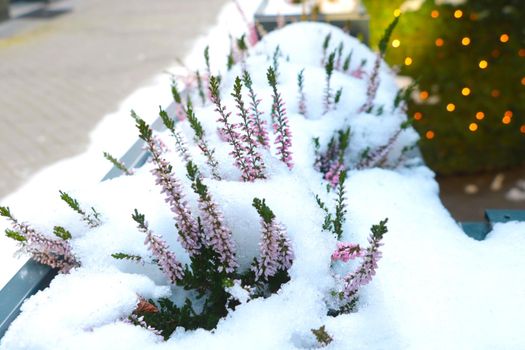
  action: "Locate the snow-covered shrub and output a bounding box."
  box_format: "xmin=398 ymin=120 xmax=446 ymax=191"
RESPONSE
xmin=0 ymin=21 xmax=427 ymax=348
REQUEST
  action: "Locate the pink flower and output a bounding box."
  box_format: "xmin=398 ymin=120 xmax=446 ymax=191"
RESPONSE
xmin=331 ymin=242 xmax=363 ymax=262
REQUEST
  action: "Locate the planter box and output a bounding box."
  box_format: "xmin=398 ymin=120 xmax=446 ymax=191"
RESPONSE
xmin=254 ymin=0 xmax=370 ymax=44
xmin=0 ymin=0 xmax=9 ymax=22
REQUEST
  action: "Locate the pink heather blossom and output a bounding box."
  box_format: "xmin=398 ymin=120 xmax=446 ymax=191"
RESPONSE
xmin=324 ymin=161 xmax=344 ymax=188
xmin=233 ymin=0 xmax=259 ymax=47
xmin=197 ymin=138 xmax=222 ymax=181
xmin=9 ymin=218 xmax=78 ymax=272
xmin=172 ymin=129 xmax=192 ymax=165
xmin=126 ymin=314 xmax=162 ymax=337
xmin=350 ymin=66 xmax=366 ymax=79
xmin=331 ymin=242 xmax=363 ymax=263
xmin=198 ymin=193 xmax=238 ymax=273
xmin=137 ymin=217 xmax=184 ymax=284
xmin=342 ymin=222 xmax=387 ymax=299
xmin=146 ymin=136 xmax=202 ymax=256
xmin=254 ymin=218 xmax=294 ymax=281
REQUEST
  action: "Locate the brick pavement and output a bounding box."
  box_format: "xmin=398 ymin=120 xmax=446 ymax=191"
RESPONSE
xmin=0 ymin=0 xmax=227 ymax=199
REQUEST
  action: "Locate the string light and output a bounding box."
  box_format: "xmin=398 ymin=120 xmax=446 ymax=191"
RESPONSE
xmin=468 ymin=123 xmax=478 ymax=132
xmin=392 ymin=39 xmax=400 ymax=48
xmin=504 ymin=110 xmax=513 ymax=118
xmin=520 ymin=125 xmax=525 ymax=134
xmin=454 ymin=10 xmax=463 ymax=19
xmin=419 ymin=91 xmax=429 ymax=100
xmin=425 ymin=130 xmax=435 ymax=139
xmin=446 ymin=103 xmax=456 ymax=112
xmin=414 ymin=112 xmax=423 ymax=120
xmin=435 ymin=38 xmax=444 ymax=47
xmin=479 ymin=60 xmax=488 ymax=69
xmin=502 ymin=115 xmax=512 ymax=124
xmin=519 ymin=49 xmax=525 ymax=57
xmin=500 ymin=34 xmax=509 ymax=43
xmin=404 ymin=56 xmax=413 ymax=66
xmin=461 ymin=37 xmax=471 ymax=46
xmin=394 ymin=9 xmax=401 ymax=17
xmin=431 ymin=10 xmax=439 ymax=18
xmin=521 ymin=77 xmax=525 ymax=85
xmin=475 ymin=111 xmax=485 ymax=120
xmin=461 ymin=87 xmax=471 ymax=96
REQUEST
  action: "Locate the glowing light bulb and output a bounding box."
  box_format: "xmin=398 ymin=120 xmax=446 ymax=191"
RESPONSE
xmin=425 ymin=130 xmax=435 ymax=139
xmin=435 ymin=38 xmax=444 ymax=47
xmin=454 ymin=10 xmax=463 ymax=19
xmin=500 ymin=34 xmax=509 ymax=43
xmin=431 ymin=10 xmax=439 ymax=18
xmin=519 ymin=49 xmax=525 ymax=57
xmin=461 ymin=87 xmax=471 ymax=96
xmin=392 ymin=39 xmax=400 ymax=48
xmin=394 ymin=9 xmax=401 ymax=17
xmin=469 ymin=123 xmax=478 ymax=132
xmin=502 ymin=116 xmax=511 ymax=124
xmin=475 ymin=111 xmax=485 ymax=120
xmin=446 ymin=103 xmax=456 ymax=112
xmin=461 ymin=37 xmax=471 ymax=46
xmin=419 ymin=91 xmax=429 ymax=100
xmin=520 ymin=125 xmax=525 ymax=134
xmin=521 ymin=77 xmax=525 ymax=85
xmin=479 ymin=60 xmax=488 ymax=69
xmin=414 ymin=112 xmax=423 ymax=120
xmin=404 ymin=57 xmax=413 ymax=66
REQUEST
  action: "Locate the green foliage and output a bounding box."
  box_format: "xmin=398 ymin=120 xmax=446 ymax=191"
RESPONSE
xmin=53 ymin=226 xmax=72 ymax=240
xmin=0 ymin=206 xmax=12 ymax=219
xmin=272 ymin=45 xmax=281 ymax=79
xmin=334 ymin=87 xmax=343 ymax=105
xmin=227 ymin=49 xmax=234 ymax=71
xmin=103 ymin=152 xmax=132 ymax=175
xmin=315 ymin=195 xmax=333 ymax=232
xmin=333 ymin=171 xmax=348 ymax=239
xmin=185 ymin=102 xmax=204 ymax=140
xmin=5 ymin=229 xmax=26 ymax=242
xmin=297 ymin=68 xmax=305 ymax=92
xmin=159 ymin=107 xmax=175 ymax=133
xmin=322 ymin=32 xmax=332 ymax=58
xmin=325 ymin=51 xmax=336 ymax=79
xmin=131 ymin=209 xmax=146 ymax=228
xmin=111 ymin=252 xmax=142 ymax=262
xmin=204 ymin=45 xmax=210 ymax=74
xmin=171 ymin=82 xmax=182 ymax=104
xmin=311 ymin=325 xmax=333 ymax=347
xmin=236 ymin=34 xmax=248 ymax=52
xmin=252 ymin=198 xmax=275 ymax=224
xmin=196 ymin=70 xmax=206 ymax=106
xmin=371 ymin=218 xmax=389 ymax=240
xmin=378 ymin=16 xmax=400 ymax=56
xmin=343 ymin=50 xmax=353 ymax=72
xmin=133 ymin=113 xmax=152 ymax=142
xmin=59 ymin=190 xmax=101 ymax=227
xmin=266 ymin=66 xmax=278 ymax=89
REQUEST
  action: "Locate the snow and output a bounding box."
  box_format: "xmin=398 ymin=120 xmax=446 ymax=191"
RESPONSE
xmin=1 ymin=19 xmax=524 ymax=350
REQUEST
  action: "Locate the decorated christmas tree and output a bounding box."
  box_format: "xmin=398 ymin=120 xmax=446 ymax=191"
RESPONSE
xmin=364 ymin=0 xmax=525 ymax=174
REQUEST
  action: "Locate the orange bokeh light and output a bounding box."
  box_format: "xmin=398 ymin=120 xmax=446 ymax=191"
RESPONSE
xmin=475 ymin=111 xmax=485 ymax=120
xmin=454 ymin=10 xmax=463 ymax=19
xmin=419 ymin=91 xmax=429 ymax=100
xmin=500 ymin=34 xmax=509 ymax=43
xmin=425 ymin=130 xmax=435 ymax=139
xmin=502 ymin=116 xmax=512 ymax=124
xmin=491 ymin=89 xmax=500 ymax=98
xmin=520 ymin=125 xmax=525 ymax=134
xmin=461 ymin=87 xmax=471 ymax=96
xmin=414 ymin=112 xmax=423 ymax=120
xmin=431 ymin=10 xmax=439 ymax=18
xmin=435 ymin=38 xmax=444 ymax=47
xmin=468 ymin=123 xmax=478 ymax=132
xmin=461 ymin=37 xmax=471 ymax=46
xmin=446 ymin=103 xmax=456 ymax=112
xmin=479 ymin=60 xmax=488 ymax=69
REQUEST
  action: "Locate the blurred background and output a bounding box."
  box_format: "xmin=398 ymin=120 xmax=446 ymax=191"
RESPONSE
xmin=0 ymin=0 xmax=523 ymax=223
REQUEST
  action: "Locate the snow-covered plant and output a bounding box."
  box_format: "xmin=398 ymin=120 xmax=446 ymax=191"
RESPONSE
xmin=323 ymin=52 xmax=335 ymax=115
xmin=204 ymin=45 xmax=211 ymax=79
xmin=103 ymin=152 xmax=134 ymax=176
xmin=331 ymin=242 xmax=362 ymax=262
xmin=196 ymin=70 xmax=206 ymax=106
xmin=1 ymin=206 xmax=79 ymax=272
xmin=59 ymin=190 xmax=102 ymax=228
xmin=132 ymin=209 xmax=185 ymax=284
xmin=135 ymin=115 xmax=202 ymax=256
xmin=297 ymin=68 xmax=307 ymax=116
xmin=340 ymin=219 xmax=388 ymax=305
xmin=186 ymin=161 xmax=238 ymax=273
xmin=242 ymin=70 xmax=270 ymax=148
xmin=335 ymin=41 xmax=344 ymax=70
xmin=171 ymin=81 xmax=186 ymax=121
xmin=159 ymin=107 xmax=192 ymax=164
xmin=314 ymin=127 xmax=350 ymax=185
xmin=312 ymin=325 xmax=333 ymax=347
xmin=251 ymin=198 xmax=294 ymax=281
xmin=232 ymin=0 xmax=259 ymax=46
xmin=315 ymin=170 xmax=347 ymax=240
xmin=272 ymin=45 xmax=281 ymax=81
xmin=334 ymin=87 xmax=343 ymax=107
xmin=267 ymin=66 xmax=294 ymax=169
xmin=360 ymin=17 xmax=399 ymax=113
xmin=231 ymin=76 xmax=266 ymax=179
xmin=209 ymin=75 xmax=254 ymax=181
xmin=356 ymin=121 xmax=410 ymax=170
xmin=393 ymin=79 xmax=417 ymax=113
xmin=185 ymin=102 xmax=222 ymax=180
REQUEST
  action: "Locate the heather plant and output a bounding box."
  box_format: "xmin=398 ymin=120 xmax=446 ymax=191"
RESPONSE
xmin=184 ymin=102 xmax=222 ymax=180
xmin=297 ymin=68 xmax=307 ymax=117
xmin=209 ymin=75 xmax=254 ymax=181
xmin=359 ymin=17 xmax=400 ymax=113
xmin=103 ymin=152 xmax=133 ymax=176
xmin=323 ymin=51 xmax=336 ymax=114
xmin=314 ymin=127 xmax=350 ymax=185
xmin=342 ymin=50 xmax=353 ymax=72
xmin=335 ymin=42 xmax=344 ymax=70
xmin=321 ymin=32 xmax=332 ymax=65
xmin=196 ymin=70 xmax=206 ymax=106
xmin=1 ymin=206 xmax=79 ymax=272
xmin=242 ymin=70 xmax=270 ymax=148
xmin=59 ymin=190 xmax=102 ymax=228
xmin=231 ymin=76 xmax=266 ymax=179
xmin=267 ymin=66 xmax=293 ymax=169
xmin=159 ymin=107 xmax=192 ymax=164
xmin=170 ymin=81 xmax=186 ymax=121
